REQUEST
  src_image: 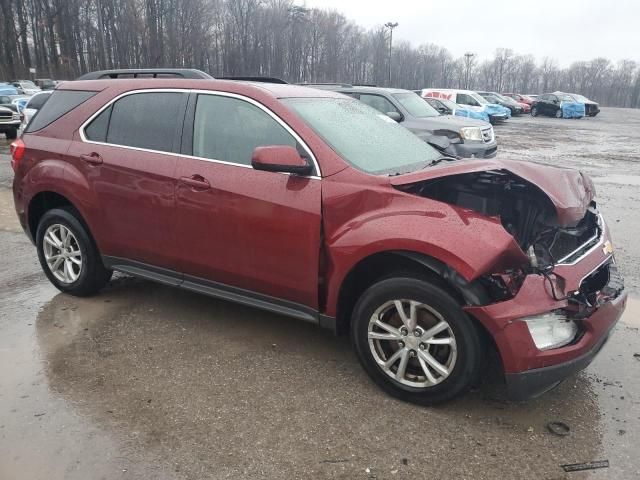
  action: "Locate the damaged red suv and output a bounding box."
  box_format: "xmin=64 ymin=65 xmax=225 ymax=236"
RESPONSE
xmin=12 ymin=70 xmax=626 ymax=404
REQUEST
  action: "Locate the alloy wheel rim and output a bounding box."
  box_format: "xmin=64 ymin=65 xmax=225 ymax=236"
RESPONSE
xmin=43 ymin=224 xmax=82 ymax=284
xmin=368 ymin=299 xmax=457 ymax=388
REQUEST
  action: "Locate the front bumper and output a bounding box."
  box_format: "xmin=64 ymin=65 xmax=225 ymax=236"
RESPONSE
xmin=465 ymin=219 xmax=627 ymax=400
xmin=0 ymin=120 xmax=21 ymax=131
xmin=451 ymin=140 xmax=498 ymax=159
xmin=504 ymin=292 xmax=626 ymax=400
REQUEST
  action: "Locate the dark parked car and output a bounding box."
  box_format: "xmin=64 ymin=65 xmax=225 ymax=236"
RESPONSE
xmin=308 ymin=85 xmax=497 ymax=159
xmin=11 ymin=70 xmax=626 ymax=404
xmin=477 ymin=91 xmax=524 ymax=116
xmin=530 ymin=93 xmax=577 ymax=118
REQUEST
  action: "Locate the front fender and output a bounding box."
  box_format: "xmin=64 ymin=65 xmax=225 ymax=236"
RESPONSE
xmin=323 ymin=193 xmax=527 ymax=317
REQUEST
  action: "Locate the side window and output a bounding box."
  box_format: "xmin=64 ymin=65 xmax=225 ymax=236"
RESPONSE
xmin=192 ymin=94 xmax=297 ymax=166
xmin=457 ymin=93 xmax=478 ymax=106
xmin=358 ymin=94 xmax=398 ymax=115
xmin=84 ymin=105 xmax=112 ymax=142
xmin=105 ymin=92 xmax=185 ymax=152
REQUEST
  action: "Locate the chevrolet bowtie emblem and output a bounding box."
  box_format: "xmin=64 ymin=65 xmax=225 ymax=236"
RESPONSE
xmin=603 ymin=240 xmax=614 ymax=255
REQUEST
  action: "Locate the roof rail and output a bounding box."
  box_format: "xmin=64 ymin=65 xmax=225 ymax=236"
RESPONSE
xmin=219 ymin=76 xmax=288 ymax=84
xmin=76 ymin=68 xmax=213 ymax=80
xmin=297 ymin=82 xmax=353 ymax=88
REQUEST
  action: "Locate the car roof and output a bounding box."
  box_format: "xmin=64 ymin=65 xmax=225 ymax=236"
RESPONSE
xmin=59 ymin=78 xmax=347 ymax=100
xmin=333 ymin=86 xmax=413 ymax=95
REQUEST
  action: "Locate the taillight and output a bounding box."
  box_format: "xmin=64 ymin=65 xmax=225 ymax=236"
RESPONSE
xmin=10 ymin=139 xmax=25 ymax=172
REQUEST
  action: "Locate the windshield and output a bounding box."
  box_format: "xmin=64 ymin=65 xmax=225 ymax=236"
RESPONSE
xmin=284 ymin=97 xmax=442 ymax=175
xmin=21 ymin=81 xmax=37 ymax=88
xmin=471 ymin=92 xmax=488 ymax=105
xmin=572 ymin=94 xmax=589 ymax=102
xmin=438 ymin=98 xmax=459 ymax=110
xmin=559 ymin=94 xmax=575 ymax=102
xmin=392 ymin=92 xmax=440 ymax=118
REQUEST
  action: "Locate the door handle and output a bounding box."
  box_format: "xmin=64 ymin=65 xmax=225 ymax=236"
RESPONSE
xmin=179 ymin=175 xmax=210 ymax=190
xmin=80 ymin=152 xmax=103 ymax=165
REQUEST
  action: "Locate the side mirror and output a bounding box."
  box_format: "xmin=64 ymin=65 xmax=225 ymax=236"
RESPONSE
xmin=251 ymin=145 xmax=313 ymax=176
xmin=437 ymin=107 xmax=448 ymax=114
xmin=386 ymin=111 xmax=402 ymax=122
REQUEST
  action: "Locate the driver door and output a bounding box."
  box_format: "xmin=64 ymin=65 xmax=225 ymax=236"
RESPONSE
xmin=174 ymin=92 xmax=322 ymax=310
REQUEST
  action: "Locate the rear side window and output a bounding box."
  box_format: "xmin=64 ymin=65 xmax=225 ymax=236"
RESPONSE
xmin=104 ymin=92 xmax=185 ymax=152
xmin=84 ymin=105 xmax=112 ymax=142
xmin=26 ymin=93 xmax=51 ymax=110
xmin=192 ymin=94 xmax=297 ymax=165
xmin=358 ymin=94 xmax=398 ymax=115
xmin=25 ymin=90 xmax=95 ymax=132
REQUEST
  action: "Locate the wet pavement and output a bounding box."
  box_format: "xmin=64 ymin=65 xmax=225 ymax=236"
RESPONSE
xmin=1 ymin=109 xmax=640 ymax=479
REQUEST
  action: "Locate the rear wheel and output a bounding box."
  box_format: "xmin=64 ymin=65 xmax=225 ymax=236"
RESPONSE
xmin=351 ymin=277 xmax=483 ymax=405
xmin=555 ymin=109 xmax=563 ymax=118
xmin=531 ymin=107 xmax=538 ymax=117
xmin=36 ymin=207 xmax=112 ymax=296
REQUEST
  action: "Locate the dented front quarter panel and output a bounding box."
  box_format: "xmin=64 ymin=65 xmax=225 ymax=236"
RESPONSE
xmin=322 ymin=167 xmax=528 ymax=317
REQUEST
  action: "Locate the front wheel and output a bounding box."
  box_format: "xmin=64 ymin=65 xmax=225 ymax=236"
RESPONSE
xmin=351 ymin=277 xmax=483 ymax=405
xmin=531 ymin=107 xmax=538 ymax=117
xmin=555 ymin=109 xmax=563 ymax=118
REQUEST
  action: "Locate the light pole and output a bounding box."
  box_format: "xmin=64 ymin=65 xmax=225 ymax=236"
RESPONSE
xmin=463 ymin=52 xmax=476 ymax=89
xmin=384 ymin=22 xmax=398 ymax=86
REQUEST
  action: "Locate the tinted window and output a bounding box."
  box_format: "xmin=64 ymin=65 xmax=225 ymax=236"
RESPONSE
xmin=84 ymin=105 xmax=112 ymax=142
xmin=106 ymin=92 xmax=185 ymax=152
xmin=193 ymin=94 xmax=296 ymax=166
xmin=25 ymin=90 xmax=95 ymax=132
xmin=26 ymin=93 xmax=51 ymax=110
xmin=358 ymin=94 xmax=398 ymax=115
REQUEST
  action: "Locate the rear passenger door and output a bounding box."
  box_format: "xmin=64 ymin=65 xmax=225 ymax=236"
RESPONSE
xmin=174 ymin=92 xmax=322 ymax=311
xmin=69 ymin=90 xmax=188 ymax=270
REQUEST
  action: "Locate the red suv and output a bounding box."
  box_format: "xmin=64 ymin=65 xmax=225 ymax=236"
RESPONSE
xmin=11 ymin=70 xmax=626 ymax=404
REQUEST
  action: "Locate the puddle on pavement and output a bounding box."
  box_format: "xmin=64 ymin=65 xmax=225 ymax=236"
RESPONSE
xmin=2 ymin=266 xmax=640 ymax=479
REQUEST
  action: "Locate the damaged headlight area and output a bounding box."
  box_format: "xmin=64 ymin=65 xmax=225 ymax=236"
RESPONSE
xmin=520 ymin=311 xmax=579 ymax=351
xmin=459 ymin=126 xmax=483 ymax=141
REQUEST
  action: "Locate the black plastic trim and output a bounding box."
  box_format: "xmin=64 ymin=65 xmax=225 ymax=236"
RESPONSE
xmin=102 ymin=256 xmax=326 ymax=326
xmin=77 ymin=69 xmax=213 ymax=80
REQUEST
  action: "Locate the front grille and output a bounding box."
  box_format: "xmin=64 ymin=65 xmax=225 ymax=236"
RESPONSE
xmin=0 ymin=111 xmax=12 ymax=121
xmin=576 ymin=261 xmax=623 ymax=308
xmin=481 ymin=127 xmax=494 ymax=143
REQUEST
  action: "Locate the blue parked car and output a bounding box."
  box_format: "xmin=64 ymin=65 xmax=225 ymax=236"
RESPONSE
xmin=420 ymin=89 xmax=509 ymax=124
xmin=424 ymin=96 xmax=491 ymax=123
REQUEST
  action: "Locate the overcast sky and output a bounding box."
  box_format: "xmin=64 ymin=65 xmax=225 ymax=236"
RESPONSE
xmin=298 ymin=0 xmax=638 ymax=66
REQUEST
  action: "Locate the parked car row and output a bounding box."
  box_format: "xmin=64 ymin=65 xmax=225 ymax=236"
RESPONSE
xmin=0 ymin=81 xmax=55 ymax=138
xmin=9 ymin=68 xmax=625 ymax=406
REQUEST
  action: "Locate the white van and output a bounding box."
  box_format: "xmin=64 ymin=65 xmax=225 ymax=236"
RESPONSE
xmin=420 ymin=88 xmax=509 ymax=124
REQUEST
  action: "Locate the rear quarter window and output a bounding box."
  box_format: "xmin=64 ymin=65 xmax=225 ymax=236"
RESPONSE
xmin=25 ymin=90 xmax=96 ymax=132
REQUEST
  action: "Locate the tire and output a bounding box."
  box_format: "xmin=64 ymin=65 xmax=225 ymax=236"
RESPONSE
xmin=531 ymin=107 xmax=538 ymax=117
xmin=555 ymin=109 xmax=563 ymax=118
xmin=351 ymin=276 xmax=483 ymax=405
xmin=5 ymin=127 xmax=18 ymax=140
xmin=36 ymin=207 xmax=112 ymax=296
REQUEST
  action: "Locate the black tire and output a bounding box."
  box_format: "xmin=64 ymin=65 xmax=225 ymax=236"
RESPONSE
xmin=36 ymin=207 xmax=112 ymax=296
xmin=530 ymin=107 xmax=538 ymax=117
xmin=555 ymin=109 xmax=563 ymax=118
xmin=5 ymin=127 xmax=18 ymax=140
xmin=351 ymin=277 xmax=483 ymax=405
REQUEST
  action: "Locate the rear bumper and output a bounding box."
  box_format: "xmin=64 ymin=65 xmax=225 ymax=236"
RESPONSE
xmin=504 ymin=292 xmax=626 ymax=400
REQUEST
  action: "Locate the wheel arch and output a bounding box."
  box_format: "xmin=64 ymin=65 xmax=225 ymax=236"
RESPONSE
xmin=333 ymin=250 xmax=492 ymax=336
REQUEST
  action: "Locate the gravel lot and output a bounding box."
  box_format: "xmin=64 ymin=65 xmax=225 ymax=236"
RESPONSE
xmin=1 ymin=109 xmax=639 ymax=479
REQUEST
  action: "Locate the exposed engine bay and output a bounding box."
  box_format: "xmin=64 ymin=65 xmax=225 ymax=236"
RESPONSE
xmin=396 ymin=169 xmax=602 ymax=271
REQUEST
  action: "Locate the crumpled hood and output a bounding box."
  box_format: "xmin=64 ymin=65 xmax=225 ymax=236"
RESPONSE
xmin=390 ymin=158 xmax=595 ymax=226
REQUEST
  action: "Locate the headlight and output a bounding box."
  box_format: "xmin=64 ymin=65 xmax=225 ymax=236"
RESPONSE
xmin=521 ymin=311 xmax=578 ymax=350
xmin=12 ymin=112 xmax=20 ymax=120
xmin=459 ymin=127 xmax=483 ymax=141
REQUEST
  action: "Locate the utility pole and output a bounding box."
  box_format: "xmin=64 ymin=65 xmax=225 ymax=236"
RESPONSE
xmin=463 ymin=52 xmax=476 ymax=89
xmin=384 ymin=22 xmax=398 ymax=86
